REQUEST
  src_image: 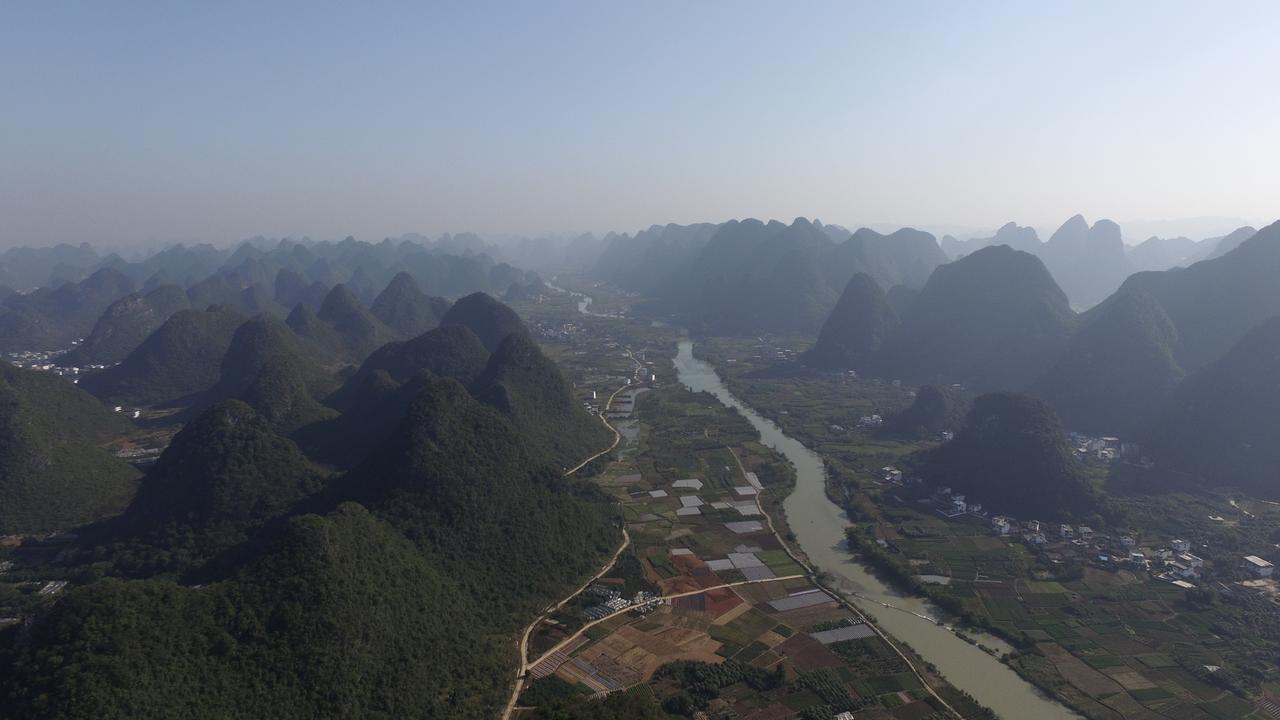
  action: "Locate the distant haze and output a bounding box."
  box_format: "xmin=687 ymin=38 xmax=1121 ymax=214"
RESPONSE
xmin=1 ymin=2 xmax=1276 ymax=248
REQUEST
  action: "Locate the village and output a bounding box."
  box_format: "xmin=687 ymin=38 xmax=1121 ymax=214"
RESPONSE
xmin=871 ymin=460 xmax=1278 ymax=604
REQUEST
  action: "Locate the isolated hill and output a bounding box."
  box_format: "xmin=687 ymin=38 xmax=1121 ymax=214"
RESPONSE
xmin=1146 ymin=316 xmax=1280 ymax=498
xmin=1031 ymin=291 xmax=1183 ymax=436
xmin=79 ymin=306 xmax=246 ymax=406
xmin=922 ymin=392 xmax=1096 ymax=521
xmin=0 ymin=267 xmax=136 ymax=352
xmin=801 ymin=273 xmax=898 ymax=371
xmin=61 ymin=284 xmax=192 ymax=366
xmin=0 ymin=362 xmax=139 ymax=534
xmin=470 ymin=332 xmax=611 ymax=468
xmin=1040 ymin=215 xmax=1135 ymax=309
xmin=877 ymin=245 xmax=1076 ymax=391
xmin=206 ymin=315 xmax=338 ymax=433
xmin=1107 ymin=219 xmax=1280 ymax=371
xmin=439 ymin=291 xmax=527 ymax=352
xmin=881 ymin=384 xmax=972 ymax=439
xmin=325 ymin=325 xmax=491 ymax=412
xmin=369 ymin=271 xmax=450 ymax=337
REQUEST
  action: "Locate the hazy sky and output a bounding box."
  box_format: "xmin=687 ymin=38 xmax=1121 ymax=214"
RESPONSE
xmin=3 ymin=2 xmax=1277 ymax=248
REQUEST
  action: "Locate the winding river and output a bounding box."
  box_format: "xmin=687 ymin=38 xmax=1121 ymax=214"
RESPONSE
xmin=673 ymin=339 xmax=1081 ymax=719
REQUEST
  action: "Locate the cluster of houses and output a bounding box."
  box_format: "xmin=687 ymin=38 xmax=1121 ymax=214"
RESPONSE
xmin=985 ymin=515 xmax=1275 ymax=589
xmin=582 ymin=584 xmax=659 ymax=621
xmin=5 ymin=347 xmax=107 ymax=381
xmin=530 ymin=319 xmax=586 ymax=343
xmin=1066 ymin=432 xmax=1147 ymax=466
xmin=896 ymin=479 xmax=1277 ymax=590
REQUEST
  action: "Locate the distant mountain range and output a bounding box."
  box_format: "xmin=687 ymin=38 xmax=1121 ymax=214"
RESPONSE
xmin=0 ymin=236 xmax=536 ymax=356
xmin=807 ymin=217 xmax=1280 ymax=497
xmin=597 ymin=217 xmax=947 ymax=335
xmin=941 ymin=218 xmax=1259 ymax=308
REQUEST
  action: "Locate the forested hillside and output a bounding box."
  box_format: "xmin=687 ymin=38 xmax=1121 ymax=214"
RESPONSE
xmin=921 ymin=392 xmax=1097 ymax=521
xmin=874 ymin=245 xmax=1076 ymax=390
xmin=0 ymin=363 xmax=140 ymax=534
xmin=1 ymin=293 xmax=619 ymax=718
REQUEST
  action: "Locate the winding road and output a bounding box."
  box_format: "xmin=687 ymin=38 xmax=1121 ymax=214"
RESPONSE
xmin=501 ymin=358 xmax=643 ymax=719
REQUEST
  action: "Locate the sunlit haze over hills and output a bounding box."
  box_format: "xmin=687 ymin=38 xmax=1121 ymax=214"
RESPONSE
xmin=2 ymin=1 xmax=1278 ymax=248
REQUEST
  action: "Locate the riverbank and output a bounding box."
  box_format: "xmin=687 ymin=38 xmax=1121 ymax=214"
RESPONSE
xmin=675 ymin=339 xmax=1083 ymax=719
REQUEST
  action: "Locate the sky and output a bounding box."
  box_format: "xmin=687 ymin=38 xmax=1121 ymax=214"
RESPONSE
xmin=2 ymin=1 xmax=1278 ymax=249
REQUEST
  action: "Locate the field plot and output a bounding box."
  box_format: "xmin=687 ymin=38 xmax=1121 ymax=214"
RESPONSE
xmin=516 ymin=325 xmax=978 ymax=718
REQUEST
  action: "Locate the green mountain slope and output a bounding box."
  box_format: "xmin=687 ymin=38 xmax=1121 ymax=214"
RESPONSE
xmin=470 ymin=332 xmax=611 ymax=468
xmin=61 ymin=284 xmax=192 ymax=366
xmin=3 ymin=504 xmax=505 ymax=719
xmin=100 ymin=400 xmax=325 ymax=575
xmin=0 ymin=267 xmax=136 ymax=352
xmin=324 ymin=324 xmax=490 ymax=412
xmin=922 ymin=392 xmax=1097 ymax=521
xmin=877 ymin=245 xmax=1076 ymax=391
xmin=336 ymin=377 xmax=620 ymax=612
xmin=285 ymin=284 xmax=395 ymax=363
xmin=1107 ymin=220 xmax=1280 ymax=371
xmin=207 ymin=315 xmax=338 ymax=433
xmin=0 ymin=363 xmax=139 ymax=534
xmin=881 ymin=384 xmax=972 ymax=439
xmin=439 ymin=291 xmax=527 ymax=352
xmin=79 ymin=306 xmax=246 ymax=406
xmin=801 ymin=273 xmax=898 ymax=371
xmin=1146 ymin=316 xmax=1280 ymax=498
xmin=369 ymin=271 xmax=450 ymax=337
xmin=315 ymin=284 xmax=396 ymax=359
xmin=1030 ymin=291 xmax=1183 ymax=436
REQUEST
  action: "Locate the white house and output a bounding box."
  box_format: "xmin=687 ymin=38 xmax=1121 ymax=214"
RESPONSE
xmin=1243 ymin=555 xmax=1274 ymax=578
xmin=1177 ymin=552 xmax=1204 ymax=569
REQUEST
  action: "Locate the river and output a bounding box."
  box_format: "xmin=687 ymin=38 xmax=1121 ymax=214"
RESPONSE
xmin=544 ymin=281 xmax=605 ymax=317
xmin=673 ymin=339 xmax=1080 ymax=719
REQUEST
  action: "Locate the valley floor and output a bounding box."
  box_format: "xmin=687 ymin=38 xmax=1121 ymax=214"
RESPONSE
xmin=506 ymin=291 xmax=996 ymax=719
xmin=692 ymin=334 xmax=1280 ymax=720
